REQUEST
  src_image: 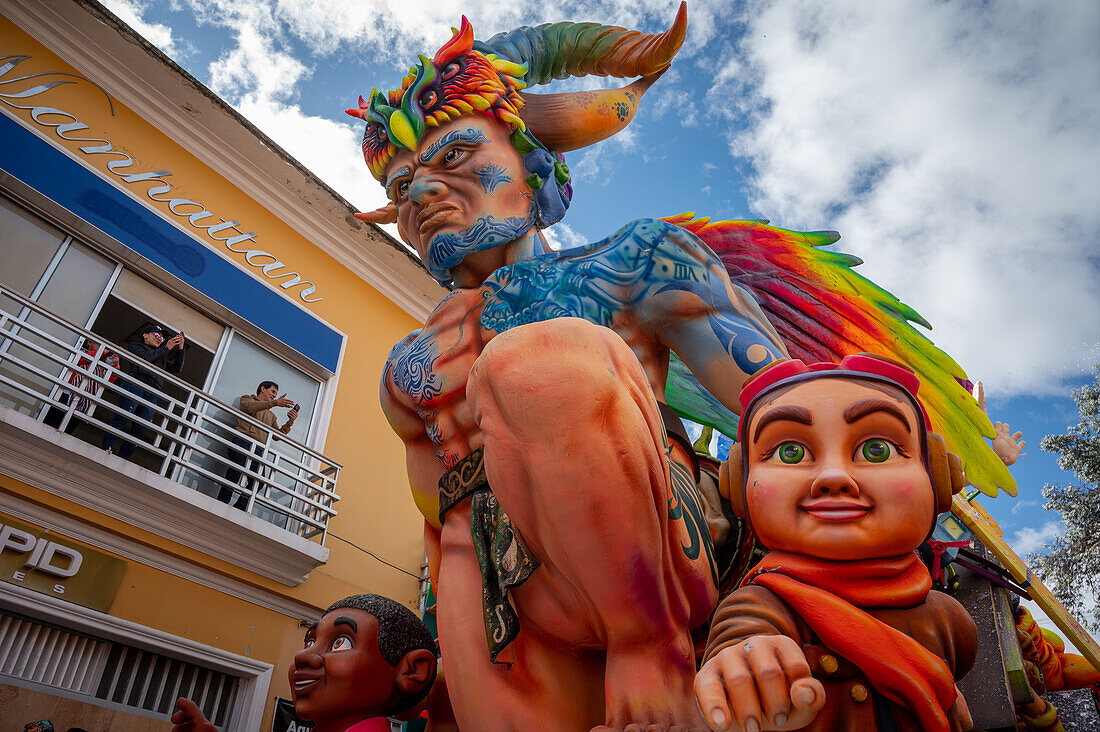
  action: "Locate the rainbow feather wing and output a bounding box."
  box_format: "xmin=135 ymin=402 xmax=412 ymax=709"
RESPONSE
xmin=660 ymin=213 xmax=1016 ymax=497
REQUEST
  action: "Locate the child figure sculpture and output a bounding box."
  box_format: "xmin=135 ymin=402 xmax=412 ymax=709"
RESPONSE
xmin=694 ymin=355 xmax=978 ymax=732
xmin=172 ymin=594 xmax=437 ymax=732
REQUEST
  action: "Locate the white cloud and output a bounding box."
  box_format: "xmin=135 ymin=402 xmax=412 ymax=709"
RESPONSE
xmin=1011 ymin=520 xmax=1062 ymax=556
xmin=727 ymin=0 xmax=1100 ymax=397
xmin=103 ymin=1 xmax=1100 ymax=401
xmin=1011 ymin=499 xmax=1040 ymax=516
xmin=232 ymin=98 xmax=390 ymax=212
xmin=207 ymin=26 xmax=306 ymax=104
xmin=102 ymin=0 xmax=182 ymax=57
xmin=189 ymin=0 xmax=718 ymax=66
xmin=542 ymin=222 xmax=587 ymax=251
xmin=106 ymin=0 xmax=388 ymax=213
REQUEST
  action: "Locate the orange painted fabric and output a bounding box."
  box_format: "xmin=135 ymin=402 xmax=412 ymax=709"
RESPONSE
xmin=744 ymin=552 xmax=957 ymax=732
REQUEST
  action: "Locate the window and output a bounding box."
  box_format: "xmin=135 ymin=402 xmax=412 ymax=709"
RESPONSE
xmin=0 ymin=192 xmax=330 ymax=449
xmin=0 ymin=207 xmax=117 ymax=416
xmin=0 ymin=609 xmax=242 ymax=727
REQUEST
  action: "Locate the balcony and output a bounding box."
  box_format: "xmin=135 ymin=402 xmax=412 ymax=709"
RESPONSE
xmin=0 ymin=285 xmax=341 ymax=585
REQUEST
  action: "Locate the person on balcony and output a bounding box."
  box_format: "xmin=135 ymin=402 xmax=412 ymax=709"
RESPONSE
xmin=43 ymin=338 xmax=120 ymax=434
xmin=101 ymin=324 xmax=185 ymax=459
xmin=220 ymin=380 xmax=298 ymax=507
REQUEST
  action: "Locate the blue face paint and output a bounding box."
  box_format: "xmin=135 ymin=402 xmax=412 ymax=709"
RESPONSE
xmin=419 ymin=128 xmax=489 ymax=164
xmin=426 ymin=211 xmax=535 ymax=280
xmin=474 ymin=163 xmax=511 ymax=194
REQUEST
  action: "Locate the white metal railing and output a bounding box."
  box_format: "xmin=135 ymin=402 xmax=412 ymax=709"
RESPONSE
xmin=0 ymin=284 xmax=340 ymax=542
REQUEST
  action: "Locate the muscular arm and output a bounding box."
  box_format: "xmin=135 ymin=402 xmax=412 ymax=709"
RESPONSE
xmin=634 ymin=221 xmax=788 ymax=411
xmin=380 ymin=335 xmax=448 ymax=529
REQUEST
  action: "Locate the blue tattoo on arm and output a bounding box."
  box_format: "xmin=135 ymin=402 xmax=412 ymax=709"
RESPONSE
xmin=474 ymin=163 xmax=511 ymax=194
xmin=420 ymin=128 xmax=489 ymax=164
xmin=655 ymin=272 xmax=782 ymax=374
xmin=393 ymin=335 xmax=442 ymax=403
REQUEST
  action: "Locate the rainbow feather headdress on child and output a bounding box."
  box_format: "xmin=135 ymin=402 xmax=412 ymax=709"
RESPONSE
xmin=349 ymin=2 xmax=688 ymax=225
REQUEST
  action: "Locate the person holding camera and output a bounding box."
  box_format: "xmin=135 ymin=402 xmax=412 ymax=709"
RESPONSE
xmin=220 ymin=380 xmax=299 ymax=507
xmin=102 ymin=324 xmax=185 ymax=459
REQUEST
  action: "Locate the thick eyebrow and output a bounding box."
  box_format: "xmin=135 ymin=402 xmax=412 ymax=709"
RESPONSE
xmin=384 ymin=165 xmax=411 ymax=189
xmin=753 ymin=405 xmax=813 ymax=443
xmin=419 ymin=128 xmax=489 ymax=164
xmin=332 ymin=615 xmax=358 ymax=633
xmin=843 ymin=398 xmax=912 ymax=432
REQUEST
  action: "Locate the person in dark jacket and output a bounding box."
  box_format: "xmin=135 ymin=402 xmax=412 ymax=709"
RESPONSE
xmin=101 ymin=324 xmax=185 ymax=459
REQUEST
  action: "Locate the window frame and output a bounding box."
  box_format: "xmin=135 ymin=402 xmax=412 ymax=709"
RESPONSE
xmin=0 ymin=182 xmax=339 ymax=452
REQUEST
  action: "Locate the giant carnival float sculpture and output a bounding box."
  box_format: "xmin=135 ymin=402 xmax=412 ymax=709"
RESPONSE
xmin=343 ymin=4 xmax=1100 ymax=730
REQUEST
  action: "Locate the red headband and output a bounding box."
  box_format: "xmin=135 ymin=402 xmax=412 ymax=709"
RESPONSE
xmin=736 ymin=355 xmax=931 ymax=443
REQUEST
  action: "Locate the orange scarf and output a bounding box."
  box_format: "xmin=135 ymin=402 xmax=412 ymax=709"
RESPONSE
xmin=744 ymin=552 xmax=957 ymax=732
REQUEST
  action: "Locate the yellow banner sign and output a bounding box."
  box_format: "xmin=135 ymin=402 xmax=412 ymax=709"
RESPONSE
xmin=0 ymin=517 xmax=126 ymax=612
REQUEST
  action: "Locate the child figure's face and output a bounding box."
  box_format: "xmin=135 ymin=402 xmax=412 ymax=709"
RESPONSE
xmin=290 ymin=608 xmax=398 ymax=729
xmin=744 ymin=378 xmax=934 ymax=561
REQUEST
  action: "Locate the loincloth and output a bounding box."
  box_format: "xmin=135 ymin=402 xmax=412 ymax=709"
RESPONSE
xmin=438 ymin=447 xmax=541 ymax=665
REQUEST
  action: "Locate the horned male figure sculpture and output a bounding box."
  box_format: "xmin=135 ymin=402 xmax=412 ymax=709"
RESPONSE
xmin=351 ymin=4 xmax=788 ymax=729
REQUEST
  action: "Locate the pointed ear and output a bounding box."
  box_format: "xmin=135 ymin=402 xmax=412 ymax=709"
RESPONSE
xmin=394 ymin=648 xmax=436 ymax=696
xmin=355 ymin=202 xmax=398 ymax=224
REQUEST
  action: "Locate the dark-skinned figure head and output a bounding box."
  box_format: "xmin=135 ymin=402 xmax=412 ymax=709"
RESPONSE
xmin=290 ymin=594 xmax=437 ymax=729
xmin=350 ymin=5 xmax=689 ymax=284
xmin=323 ymin=594 xmax=438 ymax=714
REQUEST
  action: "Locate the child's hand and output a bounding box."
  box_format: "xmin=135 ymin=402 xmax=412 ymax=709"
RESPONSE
xmin=694 ymin=635 xmax=825 ymax=731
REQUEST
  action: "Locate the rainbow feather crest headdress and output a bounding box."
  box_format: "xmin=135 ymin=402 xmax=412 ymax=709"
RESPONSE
xmin=350 ymin=3 xmax=687 ymax=222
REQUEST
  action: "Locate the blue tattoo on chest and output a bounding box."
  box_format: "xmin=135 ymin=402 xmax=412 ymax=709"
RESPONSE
xmin=474 ymin=163 xmax=511 ymax=194
xmin=479 ymin=218 xmax=683 ymax=332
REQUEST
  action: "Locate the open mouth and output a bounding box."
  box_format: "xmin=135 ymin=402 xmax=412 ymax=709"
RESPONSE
xmin=292 ymin=676 xmax=321 ymax=693
xmin=801 ymin=501 xmax=871 ymax=521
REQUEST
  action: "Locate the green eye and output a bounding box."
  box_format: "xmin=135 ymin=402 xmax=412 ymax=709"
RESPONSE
xmin=776 ymin=442 xmax=806 ymax=464
xmin=860 ymin=439 xmax=893 ymax=463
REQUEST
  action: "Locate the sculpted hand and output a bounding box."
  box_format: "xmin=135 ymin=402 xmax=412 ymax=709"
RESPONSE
xmin=171 ymin=697 xmax=218 ymax=732
xmin=695 ymin=636 xmax=825 ymax=731
xmin=275 ymin=393 xmax=295 ymax=408
xmin=992 ymin=421 xmax=1024 ymax=466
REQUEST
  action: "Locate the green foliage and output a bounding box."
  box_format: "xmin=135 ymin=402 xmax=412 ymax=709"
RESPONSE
xmin=1029 ymin=365 xmax=1100 ymax=631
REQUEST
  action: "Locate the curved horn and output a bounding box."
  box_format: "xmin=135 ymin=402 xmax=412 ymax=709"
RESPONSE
xmin=355 ymin=202 xmax=398 ymax=225
xmin=477 ymin=1 xmax=686 ymax=87
xmin=519 ymin=68 xmax=667 ymax=152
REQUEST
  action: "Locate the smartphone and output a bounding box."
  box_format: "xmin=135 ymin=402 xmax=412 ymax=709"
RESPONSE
xmin=293 ymin=403 xmax=301 ymax=411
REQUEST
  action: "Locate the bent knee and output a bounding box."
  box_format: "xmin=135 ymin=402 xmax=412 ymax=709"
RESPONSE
xmin=470 ymin=318 xmax=641 ymax=405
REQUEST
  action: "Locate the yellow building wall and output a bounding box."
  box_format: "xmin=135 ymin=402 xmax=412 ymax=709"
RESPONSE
xmin=0 ymin=15 xmax=436 ymax=729
xmin=0 ymin=16 xmax=429 ymax=610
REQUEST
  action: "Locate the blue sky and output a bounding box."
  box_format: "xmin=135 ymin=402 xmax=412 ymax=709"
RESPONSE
xmin=101 ymin=1 xmax=1099 ymax=587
